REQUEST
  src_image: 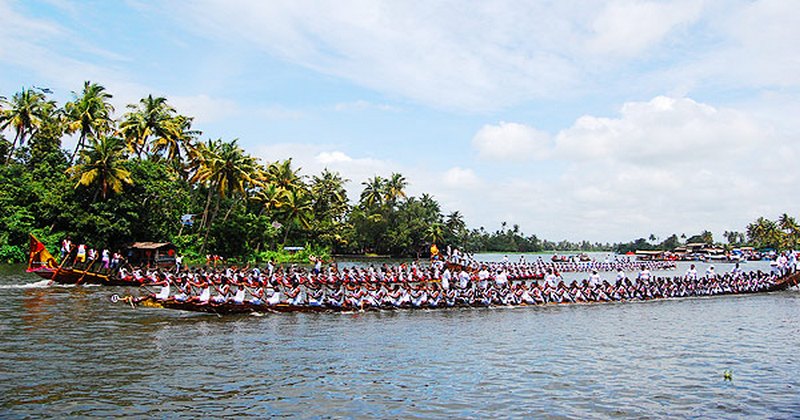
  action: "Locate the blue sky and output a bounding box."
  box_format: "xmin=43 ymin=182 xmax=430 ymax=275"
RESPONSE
xmin=2 ymin=0 xmax=799 ymax=242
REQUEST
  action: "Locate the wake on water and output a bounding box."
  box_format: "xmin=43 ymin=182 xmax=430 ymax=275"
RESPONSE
xmin=0 ymin=279 xmax=54 ymax=289
xmin=0 ymin=280 xmax=92 ymax=289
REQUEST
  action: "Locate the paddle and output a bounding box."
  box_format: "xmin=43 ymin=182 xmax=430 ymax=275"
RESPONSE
xmin=76 ymin=257 xmax=98 ymax=285
xmin=51 ymin=249 xmax=71 ymax=284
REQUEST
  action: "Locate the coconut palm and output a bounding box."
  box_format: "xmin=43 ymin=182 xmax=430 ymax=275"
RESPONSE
xmin=277 ymin=187 xmax=313 ymax=244
xmin=266 ymin=159 xmax=303 ymax=193
xmin=190 ymin=138 xmax=259 ymax=249
xmin=425 ymin=222 xmax=444 ymax=244
xmin=310 ymin=169 xmax=349 ymax=219
xmin=154 ymin=114 xmax=199 ymax=163
xmin=253 ymin=183 xmax=285 ymax=215
xmin=64 ymin=81 xmax=115 ymax=164
xmin=67 ymin=135 xmax=132 ymax=201
xmin=360 ymin=175 xmax=385 ymax=208
xmin=747 ymin=217 xmax=781 ymax=250
xmin=778 ymin=213 xmax=800 ymax=249
xmin=385 ymin=172 xmax=407 ymax=205
xmin=119 ymin=95 xmax=197 ymax=163
xmin=0 ymin=87 xmax=48 ymax=164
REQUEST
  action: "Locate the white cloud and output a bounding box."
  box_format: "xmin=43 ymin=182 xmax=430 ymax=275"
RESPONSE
xmin=554 ymin=96 xmax=762 ymax=163
xmin=458 ymin=95 xmax=799 ymax=241
xmin=315 ymin=151 xmax=353 ymax=164
xmin=172 ymin=1 xmax=800 ymax=111
xmin=442 ymin=167 xmax=483 ymax=189
xmin=472 ymin=122 xmax=551 ymax=161
xmin=170 ymin=94 xmax=239 ymax=124
xmin=334 ymin=100 xmax=398 ymax=112
xmin=587 ymin=0 xmax=703 ymax=56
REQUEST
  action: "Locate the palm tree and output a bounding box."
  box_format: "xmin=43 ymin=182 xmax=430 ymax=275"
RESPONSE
xmin=190 ymin=138 xmax=259 ymax=249
xmin=360 ymin=175 xmax=385 ymax=208
xmin=385 ymin=172 xmax=407 ymax=205
xmin=119 ymin=95 xmax=196 ymax=163
xmin=66 ymin=135 xmax=132 ymax=201
xmin=446 ymin=211 xmax=466 ymax=233
xmin=278 ymin=188 xmax=313 ymax=244
xmin=310 ymin=169 xmax=349 ymax=219
xmin=64 ymin=81 xmax=115 ymax=164
xmin=154 ymin=114 xmax=199 ymax=163
xmin=266 ymin=159 xmax=303 ymax=193
xmin=0 ymin=87 xmax=48 ymax=164
xmin=747 ymin=217 xmax=781 ymax=250
xmin=253 ymin=183 xmax=285 ymax=215
xmin=426 ymin=222 xmax=444 ymax=244
xmin=778 ymin=213 xmax=799 ymax=249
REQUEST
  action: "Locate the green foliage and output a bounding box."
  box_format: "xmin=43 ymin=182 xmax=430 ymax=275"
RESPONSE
xmin=255 ymin=243 xmax=331 ymax=264
xmin=0 ymin=244 xmax=25 ymax=264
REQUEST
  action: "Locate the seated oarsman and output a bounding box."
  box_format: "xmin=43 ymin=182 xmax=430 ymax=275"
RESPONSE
xmin=570 ymin=281 xmax=587 ymax=302
xmin=427 ymin=285 xmax=443 ymax=308
xmin=189 ymin=275 xmax=212 ymax=304
xmin=443 ymin=286 xmax=457 ymax=307
xmin=211 ymin=276 xmax=231 ymax=304
xmin=516 ymin=283 xmax=536 ymax=305
xmin=323 ymin=286 xmax=342 ymax=308
xmin=249 ymin=283 xmax=265 ymax=305
xmin=265 ymin=283 xmax=282 ymax=306
xmin=171 ymin=275 xmax=190 ymax=302
xmin=231 ymin=282 xmax=247 ymax=304
xmin=287 ymin=282 xmax=306 ymax=306
xmin=500 ymin=285 xmax=516 ymax=306
xmin=307 ymin=284 xmax=325 ymax=307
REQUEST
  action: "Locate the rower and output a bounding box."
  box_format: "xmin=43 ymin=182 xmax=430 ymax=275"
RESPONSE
xmin=154 ymin=272 xmax=171 ymax=300
xmin=232 ymin=282 xmax=246 ymax=304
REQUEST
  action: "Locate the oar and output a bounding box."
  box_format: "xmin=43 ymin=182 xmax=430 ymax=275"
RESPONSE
xmin=51 ymin=250 xmax=71 ymax=284
xmin=76 ymin=258 xmax=98 ymax=285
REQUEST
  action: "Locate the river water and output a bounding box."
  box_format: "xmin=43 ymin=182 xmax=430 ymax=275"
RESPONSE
xmin=1 ymin=256 xmax=799 ymax=418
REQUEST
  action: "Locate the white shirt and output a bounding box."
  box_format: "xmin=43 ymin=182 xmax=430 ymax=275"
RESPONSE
xmin=495 ymin=271 xmax=508 ymax=285
xmin=233 ymin=288 xmax=245 ymax=303
xmin=156 ymin=283 xmax=170 ymax=300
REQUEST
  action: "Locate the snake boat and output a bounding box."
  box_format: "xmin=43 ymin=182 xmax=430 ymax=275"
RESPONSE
xmin=113 ymin=270 xmax=800 ymax=315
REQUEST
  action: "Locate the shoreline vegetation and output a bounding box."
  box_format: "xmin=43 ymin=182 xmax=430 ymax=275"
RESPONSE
xmin=1 ymin=82 xmax=799 ymax=265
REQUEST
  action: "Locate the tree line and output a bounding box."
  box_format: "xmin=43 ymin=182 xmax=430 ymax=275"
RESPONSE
xmin=1 ymin=83 xmax=797 ymax=263
xmin=0 ymin=83 xmax=471 ymax=262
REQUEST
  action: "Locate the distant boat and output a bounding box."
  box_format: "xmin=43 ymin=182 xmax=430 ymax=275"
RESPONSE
xmin=26 ymin=234 xmax=134 ymax=286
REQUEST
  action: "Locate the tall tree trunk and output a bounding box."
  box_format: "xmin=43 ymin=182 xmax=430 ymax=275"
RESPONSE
xmin=283 ymin=222 xmax=292 ymax=245
xmin=69 ymin=134 xmax=85 ymax=165
xmin=222 ymin=197 xmax=240 ymax=224
xmin=4 ymin=131 xmax=23 ymax=164
xmin=199 ymin=186 xmax=214 ymax=229
xmin=200 ymin=194 xmax=220 ymax=255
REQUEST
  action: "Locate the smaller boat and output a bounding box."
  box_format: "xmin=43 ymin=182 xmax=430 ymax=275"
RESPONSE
xmin=26 ymin=234 xmax=138 ymax=286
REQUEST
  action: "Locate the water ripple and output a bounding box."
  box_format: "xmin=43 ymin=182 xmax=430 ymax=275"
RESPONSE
xmin=1 ymin=267 xmax=800 ymax=418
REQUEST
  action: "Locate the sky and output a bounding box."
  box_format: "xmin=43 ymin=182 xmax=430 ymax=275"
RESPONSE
xmin=1 ymin=0 xmax=799 ymax=243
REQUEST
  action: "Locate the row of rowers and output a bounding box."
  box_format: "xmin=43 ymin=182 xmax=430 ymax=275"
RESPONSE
xmin=446 ymin=257 xmax=676 ymax=274
xmin=140 ymin=266 xmax=778 ymax=307
xmin=122 ymin=259 xmax=674 ymax=287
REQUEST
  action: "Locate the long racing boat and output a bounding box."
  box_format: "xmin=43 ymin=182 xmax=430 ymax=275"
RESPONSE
xmin=113 ymin=270 xmax=800 ymax=316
